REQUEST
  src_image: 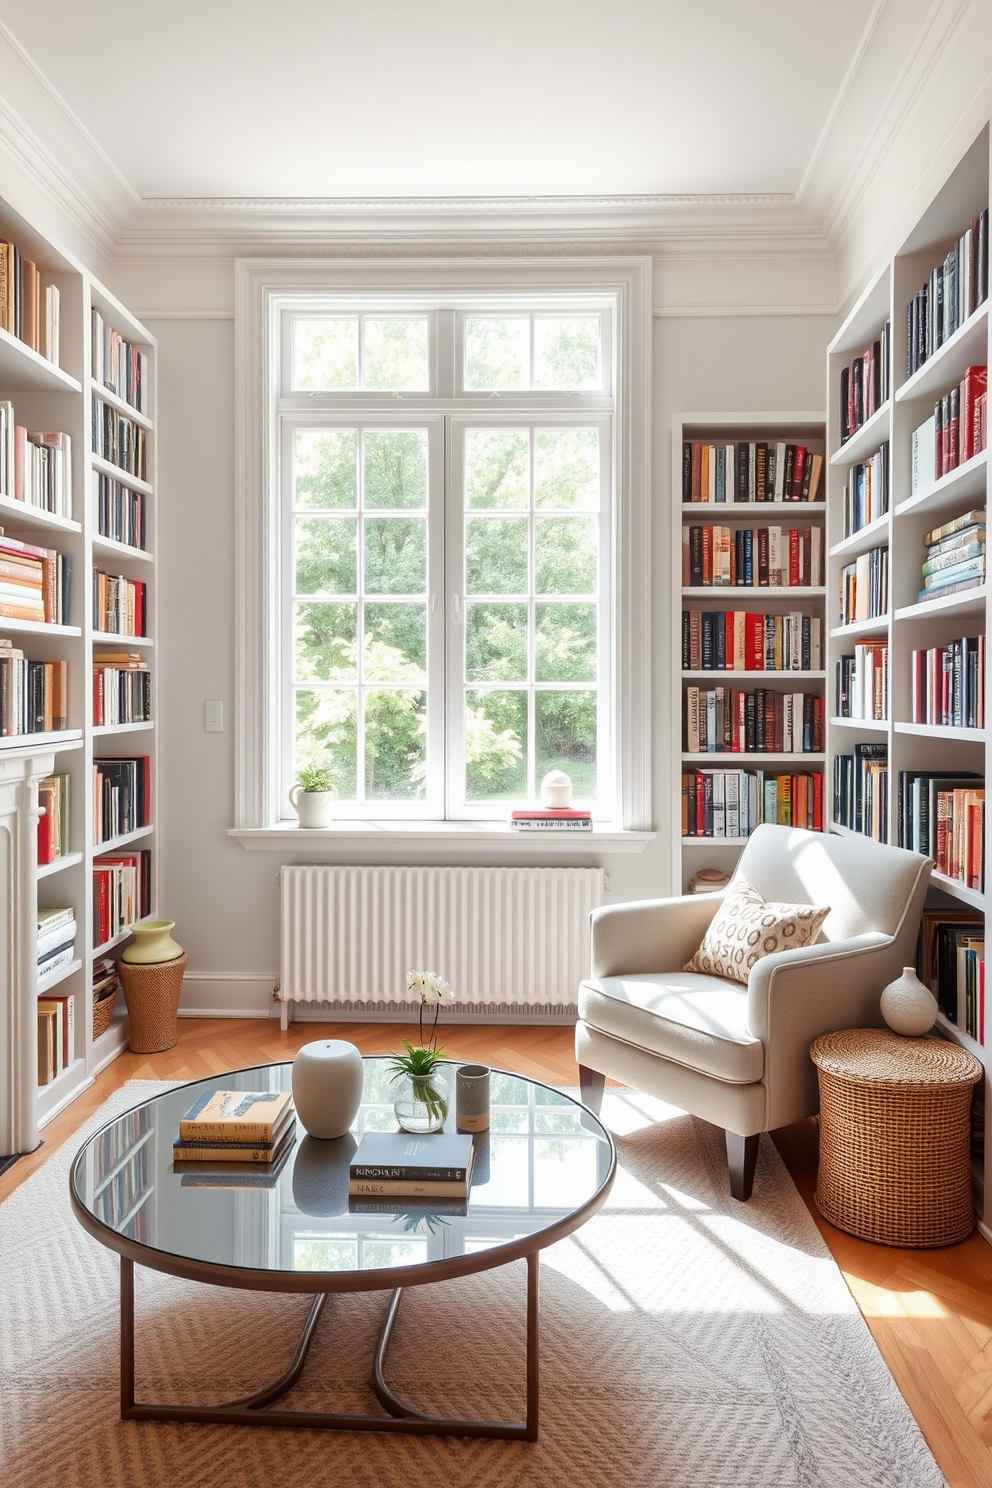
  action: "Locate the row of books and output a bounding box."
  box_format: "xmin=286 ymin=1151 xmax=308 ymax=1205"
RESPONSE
xmin=174 ymin=1089 xmax=298 ymax=1167
xmin=97 ymin=473 xmax=148 ymax=551
xmin=37 ymin=904 xmax=76 ymax=985
xmin=898 ymin=770 xmax=983 ymax=889
xmin=911 ymin=637 xmax=984 ymax=730
xmin=682 ymin=525 xmax=823 ymax=589
xmin=0 ymin=406 xmax=72 ymax=518
xmin=836 ymin=641 xmax=888 ymax=721
xmin=843 ymin=441 xmax=889 ymax=538
xmin=906 ymin=211 xmax=989 ymax=377
xmin=684 ymin=688 xmax=824 ymax=755
xmin=509 ymin=808 xmax=591 ymax=831
xmin=917 ymin=507 xmax=985 ymax=604
xmin=839 ymin=321 xmax=890 ymax=444
xmin=0 ymin=530 xmax=71 ymax=625
xmin=96 ymin=1134 xmax=150 ymax=1229
xmin=38 ymin=772 xmax=71 ymax=865
xmin=910 ymin=366 xmax=988 ymax=492
xmin=0 ymin=243 xmax=59 ymax=364
xmin=92 ymin=309 xmax=150 ymax=415
xmin=681 ymin=769 xmax=823 ymax=838
xmin=919 ymin=911 xmax=985 ymax=1045
xmin=37 ymin=988 xmax=75 ymax=1084
xmin=0 ymin=643 xmax=68 ymax=734
xmin=93 ymin=653 xmax=151 ymax=726
xmin=833 ymin=744 xmax=887 ymax=841
xmin=681 ymin=441 xmax=822 ymax=504
xmin=92 ymin=400 xmax=147 ymax=482
xmin=93 ymin=849 xmax=151 ymax=949
xmin=681 ymin=611 xmax=823 ymax=673
xmin=839 ymin=546 xmax=888 ymax=624
xmin=94 ymin=755 xmax=150 ymax=844
xmin=93 ymin=571 xmax=148 ymax=637
xmin=348 ymin=1132 xmax=473 ymax=1200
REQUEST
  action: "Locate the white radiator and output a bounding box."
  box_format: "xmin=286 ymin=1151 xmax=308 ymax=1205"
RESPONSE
xmin=277 ymin=865 xmax=605 ymax=1028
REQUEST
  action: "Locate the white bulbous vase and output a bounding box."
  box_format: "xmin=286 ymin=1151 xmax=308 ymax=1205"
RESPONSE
xmin=292 ymin=1039 xmax=364 ymax=1138
xmin=289 ymin=785 xmax=336 ymax=828
xmin=880 ymin=966 xmax=938 ymax=1037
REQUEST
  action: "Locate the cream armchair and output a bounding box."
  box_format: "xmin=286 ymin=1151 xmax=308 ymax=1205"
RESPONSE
xmin=576 ymin=824 xmax=933 ymax=1200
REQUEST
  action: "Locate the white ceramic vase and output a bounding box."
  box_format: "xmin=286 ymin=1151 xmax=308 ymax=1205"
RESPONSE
xmin=540 ymin=770 xmax=573 ymax=808
xmin=292 ymin=1039 xmax=364 ymax=1138
xmin=880 ymin=966 xmax=938 ymax=1036
xmin=290 ymin=785 xmax=336 ymax=828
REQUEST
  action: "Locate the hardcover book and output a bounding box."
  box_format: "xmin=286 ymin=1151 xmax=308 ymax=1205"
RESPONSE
xmin=178 ymin=1088 xmax=294 ymax=1142
xmin=350 ymin=1131 xmax=474 ymax=1183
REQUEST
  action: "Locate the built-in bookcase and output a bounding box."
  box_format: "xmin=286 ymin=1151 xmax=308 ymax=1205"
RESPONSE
xmin=671 ymin=413 xmax=827 ymax=895
xmin=826 ymin=126 xmax=991 ymax=1237
xmin=0 ymin=191 xmax=156 ymax=1160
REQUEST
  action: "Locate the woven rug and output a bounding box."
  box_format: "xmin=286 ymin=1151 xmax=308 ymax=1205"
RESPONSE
xmin=0 ymin=1081 xmax=945 ymax=1488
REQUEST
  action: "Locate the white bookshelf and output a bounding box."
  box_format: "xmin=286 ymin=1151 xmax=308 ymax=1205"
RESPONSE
xmin=671 ymin=413 xmax=828 ymax=894
xmin=0 ymin=194 xmax=157 ymax=1160
xmin=825 ymin=125 xmax=990 ymax=1235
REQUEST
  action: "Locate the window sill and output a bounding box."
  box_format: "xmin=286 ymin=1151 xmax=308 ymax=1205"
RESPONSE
xmin=230 ymin=822 xmax=655 ymax=854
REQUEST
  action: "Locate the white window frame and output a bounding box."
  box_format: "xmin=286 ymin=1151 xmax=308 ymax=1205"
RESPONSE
xmin=232 ymin=257 xmax=653 ymax=851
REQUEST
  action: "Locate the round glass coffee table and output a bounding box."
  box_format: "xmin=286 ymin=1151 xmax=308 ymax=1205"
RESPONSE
xmin=70 ymin=1059 xmax=615 ymax=1440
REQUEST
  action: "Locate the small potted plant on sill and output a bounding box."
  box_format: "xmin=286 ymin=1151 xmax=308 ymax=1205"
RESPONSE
xmin=289 ymin=763 xmax=337 ymax=829
xmin=388 ymin=971 xmax=456 ymax=1133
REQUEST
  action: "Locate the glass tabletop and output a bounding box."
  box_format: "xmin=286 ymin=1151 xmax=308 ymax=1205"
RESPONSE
xmin=70 ymin=1060 xmax=615 ymax=1287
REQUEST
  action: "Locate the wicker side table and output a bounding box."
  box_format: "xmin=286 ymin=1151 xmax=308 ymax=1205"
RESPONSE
xmin=810 ymin=1028 xmax=983 ymax=1248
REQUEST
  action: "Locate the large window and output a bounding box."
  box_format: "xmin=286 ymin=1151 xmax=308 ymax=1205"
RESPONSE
xmin=235 ymin=259 xmax=651 ymax=839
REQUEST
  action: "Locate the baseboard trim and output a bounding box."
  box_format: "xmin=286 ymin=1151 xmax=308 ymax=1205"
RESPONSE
xmin=177 ymin=974 xmax=578 ymax=1024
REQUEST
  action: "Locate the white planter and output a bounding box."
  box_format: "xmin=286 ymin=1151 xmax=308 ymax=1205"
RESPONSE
xmin=290 ymin=785 xmax=336 ymax=828
xmin=292 ymin=1039 xmax=365 ymax=1139
xmin=880 ymin=966 xmax=938 ymax=1037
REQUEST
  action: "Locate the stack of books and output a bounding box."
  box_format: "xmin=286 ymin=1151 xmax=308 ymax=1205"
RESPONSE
xmin=917 ymin=509 xmax=985 ymax=603
xmin=910 ymin=637 xmax=984 ymax=728
xmin=93 ymin=651 xmax=151 ymax=726
xmin=906 ymin=215 xmax=989 ymax=376
xmin=839 ymin=322 xmax=891 ymax=443
xmin=348 ymin=1132 xmax=474 ymax=1208
xmin=37 ymin=772 xmax=71 ymax=864
xmin=836 ymin=641 xmax=888 ymax=721
xmin=919 ymin=909 xmax=986 ymax=1044
xmin=37 ymin=906 xmax=75 ymax=984
xmin=689 ymin=867 xmax=731 ymax=895
xmin=510 ymin=808 xmax=591 ymax=832
xmin=839 ymin=545 xmax=888 ymax=622
xmin=843 ymin=442 xmax=889 ymax=537
xmin=681 ymin=439 xmax=822 ymax=503
xmin=911 ymin=368 xmax=988 ymax=491
xmin=173 ymin=1089 xmax=297 ymax=1165
xmin=681 ymin=524 xmax=822 ymax=587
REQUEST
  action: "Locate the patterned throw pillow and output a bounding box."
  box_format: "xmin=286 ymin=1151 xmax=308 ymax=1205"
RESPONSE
xmin=684 ymin=876 xmax=830 ymax=985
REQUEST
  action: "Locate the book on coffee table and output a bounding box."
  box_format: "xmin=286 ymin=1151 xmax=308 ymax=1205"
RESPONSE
xmin=172 ymin=1127 xmax=297 ymax=1164
xmin=349 ymin=1131 xmax=474 ymax=1183
xmin=178 ymin=1089 xmax=294 ymax=1143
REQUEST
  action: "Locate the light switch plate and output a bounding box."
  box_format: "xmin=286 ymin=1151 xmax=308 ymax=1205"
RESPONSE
xmin=204 ymin=700 xmax=224 ymax=732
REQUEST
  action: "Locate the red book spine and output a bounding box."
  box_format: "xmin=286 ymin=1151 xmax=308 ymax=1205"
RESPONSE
xmin=702 ymin=527 xmax=712 ymax=584
xmin=812 ymin=771 xmax=823 ymax=832
xmin=37 ymin=795 xmax=54 ymax=865
xmin=745 ymin=613 xmax=763 ymax=671
xmin=791 ymin=446 xmax=807 ymax=501
xmin=960 ymin=366 xmax=987 ymax=463
xmin=788 ymin=529 xmax=800 ymax=587
xmin=694 ymin=772 xmax=705 ymax=835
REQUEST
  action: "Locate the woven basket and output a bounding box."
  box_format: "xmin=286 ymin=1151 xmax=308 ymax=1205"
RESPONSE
xmin=91 ymin=989 xmax=116 ymax=1039
xmin=118 ymin=952 xmax=186 ymax=1054
xmin=810 ymin=1028 xmax=983 ymax=1248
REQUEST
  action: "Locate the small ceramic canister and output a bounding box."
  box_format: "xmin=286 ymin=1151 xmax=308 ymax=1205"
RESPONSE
xmin=292 ymin=1038 xmax=364 ymax=1138
xmin=456 ymin=1063 xmax=491 ymax=1132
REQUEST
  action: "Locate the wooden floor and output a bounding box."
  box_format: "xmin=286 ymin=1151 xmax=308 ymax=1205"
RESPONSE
xmin=4 ymin=1017 xmax=991 ymax=1486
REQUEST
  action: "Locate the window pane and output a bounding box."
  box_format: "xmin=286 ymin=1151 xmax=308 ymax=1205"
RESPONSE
xmin=465 ymin=516 xmax=528 ymax=595
xmin=465 ymin=690 xmax=527 ymax=801
xmin=365 ymin=689 xmax=428 ymax=799
xmin=363 ymin=517 xmax=427 ymax=595
xmin=363 ymin=603 xmax=427 ymax=682
xmin=364 ymin=319 xmax=429 ymax=391
xmin=464 ymin=318 xmax=529 ymax=390
xmin=536 ymin=691 xmax=597 ymax=798
xmin=294 ymin=430 xmax=357 ymax=510
xmin=466 ymin=602 xmax=527 ymax=681
xmin=465 ymin=430 xmax=529 ymax=509
xmin=363 ymin=431 xmax=428 ymax=509
xmin=534 ymin=430 xmax=599 ymax=509
xmin=534 ymin=317 xmax=600 ymax=390
xmin=294 ymin=601 xmax=358 ymax=681
xmin=535 ymin=602 xmax=597 ymax=681
xmin=293 ymin=318 xmax=359 ymax=391
xmin=295 ymin=516 xmax=357 ymax=595
xmin=295 ymin=688 xmax=357 ymax=798
xmin=535 ymin=516 xmax=598 ymax=594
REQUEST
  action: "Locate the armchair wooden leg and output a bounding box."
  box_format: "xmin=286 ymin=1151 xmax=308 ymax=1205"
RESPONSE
xmin=726 ymin=1131 xmax=759 ymax=1202
xmin=578 ymin=1065 xmax=606 ymax=1115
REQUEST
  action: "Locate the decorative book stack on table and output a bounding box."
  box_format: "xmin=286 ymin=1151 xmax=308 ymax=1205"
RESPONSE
xmin=173 ymin=1089 xmax=297 ymax=1166
xmin=348 ymin=1131 xmax=474 ymax=1209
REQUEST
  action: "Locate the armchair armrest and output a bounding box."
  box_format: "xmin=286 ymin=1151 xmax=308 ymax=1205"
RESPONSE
xmin=746 ymin=931 xmax=897 ymax=1129
xmin=590 ymin=893 xmax=723 ymax=979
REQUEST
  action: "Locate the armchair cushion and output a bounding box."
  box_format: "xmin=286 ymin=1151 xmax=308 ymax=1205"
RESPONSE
xmin=683 ymin=875 xmax=830 ymax=985
xmin=578 ymin=972 xmax=763 ymax=1083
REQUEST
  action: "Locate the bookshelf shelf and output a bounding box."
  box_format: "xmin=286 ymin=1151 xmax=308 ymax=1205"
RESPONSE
xmin=826 ymin=124 xmax=990 ymax=1227
xmin=673 ymin=413 xmax=827 ymax=893
xmin=93 ymin=926 xmax=139 ymax=960
xmin=92 ymin=719 xmax=154 ymax=736
xmin=94 ymin=824 xmax=154 ymax=854
xmin=92 ymin=631 xmax=152 ymax=648
xmin=0 ymin=202 xmax=157 ymax=1161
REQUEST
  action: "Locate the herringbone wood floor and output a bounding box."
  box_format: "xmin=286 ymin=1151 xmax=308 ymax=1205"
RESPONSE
xmin=4 ymin=1017 xmax=990 ymax=1487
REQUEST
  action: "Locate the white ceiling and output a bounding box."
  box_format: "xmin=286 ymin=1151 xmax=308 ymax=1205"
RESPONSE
xmin=0 ymin=0 xmax=897 ymax=200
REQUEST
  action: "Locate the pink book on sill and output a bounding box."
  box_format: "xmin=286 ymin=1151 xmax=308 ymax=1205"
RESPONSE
xmin=510 ymin=809 xmax=592 ymax=820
